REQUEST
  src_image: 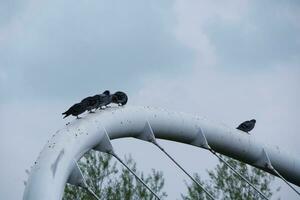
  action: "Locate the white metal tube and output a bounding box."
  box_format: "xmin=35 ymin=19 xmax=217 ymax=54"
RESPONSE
xmin=23 ymin=106 xmax=300 ymax=200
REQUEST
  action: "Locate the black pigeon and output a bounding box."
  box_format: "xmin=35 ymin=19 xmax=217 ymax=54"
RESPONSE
xmin=236 ymin=119 xmax=256 ymax=133
xmin=102 ymin=90 xmax=110 ymax=96
xmin=97 ymin=90 xmax=112 ymax=109
xmin=81 ymin=95 xmax=100 ymax=113
xmin=112 ymin=91 xmax=128 ymax=106
xmin=62 ymin=102 xmax=87 ymax=119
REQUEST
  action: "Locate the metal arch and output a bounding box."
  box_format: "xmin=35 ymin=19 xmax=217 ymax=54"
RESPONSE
xmin=23 ymin=106 xmax=300 ymax=200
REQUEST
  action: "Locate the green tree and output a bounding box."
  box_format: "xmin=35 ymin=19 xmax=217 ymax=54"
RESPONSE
xmin=181 ymin=155 xmax=279 ymax=200
xmin=63 ymin=151 xmax=167 ymax=200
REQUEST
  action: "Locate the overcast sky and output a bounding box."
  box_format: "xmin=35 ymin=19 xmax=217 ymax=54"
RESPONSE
xmin=1 ymin=0 xmax=300 ymax=199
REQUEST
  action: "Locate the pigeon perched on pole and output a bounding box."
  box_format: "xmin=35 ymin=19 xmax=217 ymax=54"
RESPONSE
xmin=62 ymin=102 xmax=87 ymax=119
xmin=80 ymin=95 xmax=100 ymax=113
xmin=102 ymin=90 xmax=110 ymax=96
xmin=96 ymin=90 xmax=112 ymax=109
xmin=236 ymin=119 xmax=256 ymax=133
xmin=112 ymin=91 xmax=128 ymax=106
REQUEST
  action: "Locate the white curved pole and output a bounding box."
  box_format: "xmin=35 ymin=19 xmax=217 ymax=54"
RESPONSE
xmin=23 ymin=106 xmax=300 ymax=200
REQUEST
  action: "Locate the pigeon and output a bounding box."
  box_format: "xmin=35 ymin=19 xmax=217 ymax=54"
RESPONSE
xmin=236 ymin=119 xmax=256 ymax=133
xmin=112 ymin=91 xmax=128 ymax=106
xmin=96 ymin=90 xmax=113 ymax=109
xmin=62 ymin=102 xmax=87 ymax=119
xmin=102 ymin=90 xmax=110 ymax=96
xmin=80 ymin=95 xmax=100 ymax=113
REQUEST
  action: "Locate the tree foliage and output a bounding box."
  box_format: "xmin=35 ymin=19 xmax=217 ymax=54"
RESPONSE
xmin=63 ymin=151 xmax=279 ymax=200
xmin=63 ymin=151 xmax=167 ymax=200
xmin=181 ymin=155 xmax=279 ymax=200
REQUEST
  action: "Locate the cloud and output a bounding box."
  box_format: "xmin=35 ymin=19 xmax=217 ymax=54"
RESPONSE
xmin=172 ymin=0 xmax=249 ymax=66
xmin=172 ymin=0 xmax=300 ymax=72
xmin=0 ymin=0 xmax=193 ymax=102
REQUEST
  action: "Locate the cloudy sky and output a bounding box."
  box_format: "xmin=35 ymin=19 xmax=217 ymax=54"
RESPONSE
xmin=1 ymin=0 xmax=299 ymax=199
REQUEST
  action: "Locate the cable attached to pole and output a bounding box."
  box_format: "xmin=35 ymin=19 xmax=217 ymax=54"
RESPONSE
xmin=94 ymin=128 xmax=161 ymax=199
xmin=208 ymin=149 xmax=269 ymax=200
xmin=75 ymin=161 xmax=101 ymax=200
xmin=152 ymin=141 xmax=216 ymax=200
xmin=109 ymin=152 xmax=162 ymax=200
xmin=138 ymin=122 xmax=215 ymax=199
xmin=190 ymin=128 xmax=270 ymax=200
xmin=267 ymin=164 xmax=300 ymax=196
